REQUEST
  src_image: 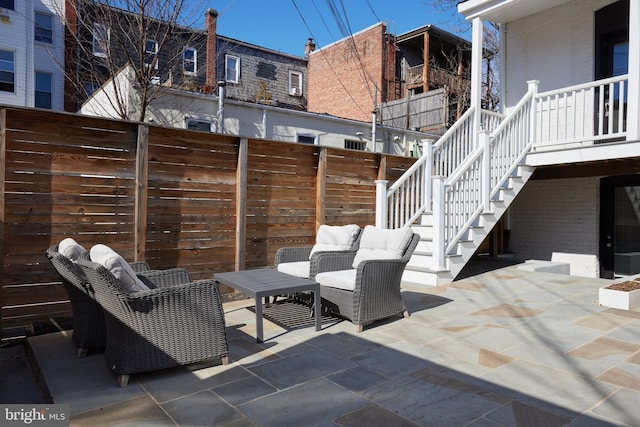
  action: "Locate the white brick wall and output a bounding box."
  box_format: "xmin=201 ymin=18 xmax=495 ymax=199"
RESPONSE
xmin=504 ymin=0 xmax=617 ymax=108
xmin=509 ymin=177 xmax=600 ymax=276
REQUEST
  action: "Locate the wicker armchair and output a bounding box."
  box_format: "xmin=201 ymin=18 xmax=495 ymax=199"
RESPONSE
xmin=76 ymin=257 xmax=229 ymax=387
xmin=274 ymin=224 xmax=362 ymax=279
xmin=45 ymin=245 xmax=151 ymax=357
xmin=312 ymin=227 xmax=420 ymax=332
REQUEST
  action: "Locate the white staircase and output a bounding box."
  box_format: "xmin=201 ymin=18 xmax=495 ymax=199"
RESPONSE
xmin=377 ymin=83 xmax=539 ymax=286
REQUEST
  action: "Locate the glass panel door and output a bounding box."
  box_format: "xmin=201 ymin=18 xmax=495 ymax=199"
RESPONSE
xmin=613 ymin=186 xmax=640 ymax=277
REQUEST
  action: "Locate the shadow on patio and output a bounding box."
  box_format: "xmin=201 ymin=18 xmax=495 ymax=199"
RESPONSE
xmin=24 ymin=264 xmax=640 ymax=426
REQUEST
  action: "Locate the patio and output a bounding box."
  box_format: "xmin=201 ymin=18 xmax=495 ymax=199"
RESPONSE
xmin=19 ymin=262 xmax=640 ymax=426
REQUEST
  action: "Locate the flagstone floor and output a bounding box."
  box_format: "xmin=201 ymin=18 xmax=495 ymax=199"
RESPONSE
xmin=15 ymin=261 xmax=640 ymax=426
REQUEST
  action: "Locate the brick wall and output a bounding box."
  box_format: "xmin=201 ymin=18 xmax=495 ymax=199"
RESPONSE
xmin=307 ymin=23 xmax=386 ymax=122
xmin=508 ymin=177 xmax=600 ymax=275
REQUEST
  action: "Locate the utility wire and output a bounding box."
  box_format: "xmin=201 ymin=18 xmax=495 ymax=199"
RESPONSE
xmin=291 ymin=0 xmax=369 ymax=117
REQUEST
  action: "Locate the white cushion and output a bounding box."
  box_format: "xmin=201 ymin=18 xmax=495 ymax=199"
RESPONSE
xmin=315 ymin=269 xmax=358 ymax=291
xmin=277 ymin=261 xmax=311 ymax=278
xmin=90 ymin=244 xmax=150 ymax=294
xmin=309 ymin=224 xmax=361 ymax=259
xmin=352 ymin=226 xmax=413 ymax=268
xmin=58 ymin=238 xmax=87 ymax=261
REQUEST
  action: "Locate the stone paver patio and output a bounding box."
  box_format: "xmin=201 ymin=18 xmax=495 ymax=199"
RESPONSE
xmin=25 ymin=261 xmax=640 ymax=426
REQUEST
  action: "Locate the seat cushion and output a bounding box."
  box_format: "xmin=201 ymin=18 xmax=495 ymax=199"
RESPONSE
xmin=352 ymin=225 xmax=413 ymax=268
xmin=309 ymin=224 xmax=361 ymax=259
xmin=90 ymin=244 xmax=150 ymax=294
xmin=58 ymin=237 xmax=87 ymax=261
xmin=315 ymin=269 xmax=358 ymax=291
xmin=276 ymin=261 xmax=311 ymax=278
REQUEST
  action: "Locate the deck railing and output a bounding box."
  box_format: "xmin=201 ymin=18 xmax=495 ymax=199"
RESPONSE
xmin=533 ymin=74 xmax=628 ymax=149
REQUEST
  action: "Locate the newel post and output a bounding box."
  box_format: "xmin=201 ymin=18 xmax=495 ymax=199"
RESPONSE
xmin=375 ymin=180 xmax=388 ymax=229
xmin=432 ymin=177 xmax=446 ymax=271
xmin=423 ymin=139 xmax=433 ymax=214
xmin=480 ymin=131 xmax=491 ymax=213
xmin=527 ymin=80 xmax=540 ymax=146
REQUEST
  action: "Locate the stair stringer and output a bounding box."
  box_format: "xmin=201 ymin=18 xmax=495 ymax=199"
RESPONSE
xmin=402 ymin=163 xmax=536 ymax=286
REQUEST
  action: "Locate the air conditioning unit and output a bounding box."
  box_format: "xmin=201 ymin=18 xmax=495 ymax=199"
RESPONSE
xmin=290 ymin=87 xmax=301 ymax=96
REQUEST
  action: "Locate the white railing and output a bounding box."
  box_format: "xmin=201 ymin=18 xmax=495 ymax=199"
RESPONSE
xmin=434 ymin=83 xmax=537 ymax=264
xmin=533 ymin=74 xmax=628 ymax=149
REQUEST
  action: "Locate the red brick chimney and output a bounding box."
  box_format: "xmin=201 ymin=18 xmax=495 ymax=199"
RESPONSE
xmin=205 ymin=9 xmax=218 ymax=89
xmin=304 ymin=38 xmax=316 ymax=58
xmin=64 ymin=0 xmax=79 ymax=112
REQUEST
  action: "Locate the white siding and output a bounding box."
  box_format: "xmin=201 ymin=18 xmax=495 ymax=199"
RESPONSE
xmin=0 ymin=0 xmax=64 ymax=109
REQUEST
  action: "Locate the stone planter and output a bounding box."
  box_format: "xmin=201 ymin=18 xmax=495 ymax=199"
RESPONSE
xmin=599 ymin=280 xmax=640 ymax=310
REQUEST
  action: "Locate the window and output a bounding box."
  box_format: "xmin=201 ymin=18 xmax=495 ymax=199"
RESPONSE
xmin=186 ymin=119 xmax=212 ymax=132
xmin=92 ymin=23 xmax=109 ymax=57
xmin=0 ymin=49 xmax=14 ymax=93
xmin=289 ymin=70 xmax=302 ymax=96
xmin=297 ymin=134 xmax=316 ymax=145
xmin=344 ymin=139 xmax=366 ymax=151
xmin=35 ymin=72 xmax=52 ymax=109
xmin=83 ymin=81 xmax=100 ymax=97
xmin=225 ymin=55 xmax=239 ymax=83
xmin=183 ymin=47 xmax=197 ymax=75
xmin=34 ymin=12 xmax=53 ymax=44
xmin=145 ymin=39 xmax=158 ymax=69
xmin=0 ymin=0 xmax=14 ymax=10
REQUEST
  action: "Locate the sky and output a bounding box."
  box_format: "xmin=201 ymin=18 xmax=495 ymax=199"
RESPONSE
xmin=202 ymin=0 xmax=470 ymax=57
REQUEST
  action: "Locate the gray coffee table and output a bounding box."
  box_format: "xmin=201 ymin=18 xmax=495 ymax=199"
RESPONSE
xmin=214 ymin=268 xmax=321 ymax=342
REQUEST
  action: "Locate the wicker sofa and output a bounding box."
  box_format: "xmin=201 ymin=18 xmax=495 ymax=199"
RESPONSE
xmin=76 ymin=245 xmax=229 ymax=387
xmin=311 ymin=226 xmax=420 ymax=332
xmin=45 ymin=239 xmax=150 ymax=357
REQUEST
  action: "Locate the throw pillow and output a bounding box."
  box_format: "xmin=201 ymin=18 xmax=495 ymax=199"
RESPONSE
xmin=90 ymin=244 xmax=150 ymax=293
xmin=58 ymin=238 xmax=87 ymax=261
xmin=309 ymin=224 xmax=361 ymax=259
xmin=352 ymin=225 xmax=413 ymax=268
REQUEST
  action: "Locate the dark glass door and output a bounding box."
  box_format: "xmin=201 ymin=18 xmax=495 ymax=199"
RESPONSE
xmin=600 ymin=176 xmax=640 ymax=278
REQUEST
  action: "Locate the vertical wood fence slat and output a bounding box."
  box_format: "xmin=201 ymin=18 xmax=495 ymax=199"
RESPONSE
xmin=235 ymin=138 xmax=248 ymax=271
xmin=135 ymin=124 xmax=149 ymax=262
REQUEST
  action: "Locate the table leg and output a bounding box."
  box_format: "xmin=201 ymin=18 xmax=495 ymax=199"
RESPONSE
xmin=255 ymin=296 xmax=264 ymax=343
xmin=314 ymin=287 xmax=321 ymax=331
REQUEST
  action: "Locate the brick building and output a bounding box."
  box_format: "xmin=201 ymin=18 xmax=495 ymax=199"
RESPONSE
xmin=307 ymin=22 xmax=472 ymax=125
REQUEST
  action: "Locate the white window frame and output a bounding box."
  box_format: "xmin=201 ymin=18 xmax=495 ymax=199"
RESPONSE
xmin=34 ymin=71 xmax=52 ymax=109
xmin=92 ymin=23 xmax=109 ymax=58
xmin=186 ymin=118 xmax=213 ymax=132
xmin=145 ymin=38 xmax=158 ymax=69
xmin=0 ymin=49 xmax=15 ymax=93
xmin=183 ymin=47 xmax=197 ymax=75
xmin=34 ymin=11 xmax=53 ymax=44
xmin=296 ymin=133 xmax=317 ymax=145
xmin=225 ymin=54 xmax=239 ymax=83
xmin=289 ymin=70 xmax=302 ymax=96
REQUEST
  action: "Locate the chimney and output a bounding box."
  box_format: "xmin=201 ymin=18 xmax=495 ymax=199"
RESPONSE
xmin=64 ymin=0 xmax=79 ymax=112
xmin=304 ymin=38 xmax=316 ymax=58
xmin=205 ymin=9 xmax=218 ymax=88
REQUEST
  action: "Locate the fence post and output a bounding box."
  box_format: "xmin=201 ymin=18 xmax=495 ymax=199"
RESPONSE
xmin=316 ymin=147 xmax=327 ymax=230
xmin=480 ymin=131 xmax=491 ymax=213
xmin=235 ymin=138 xmax=248 ymax=271
xmin=423 ymin=139 xmax=433 ymax=214
xmin=134 ymin=124 xmax=148 ymax=262
xmin=432 ymin=176 xmax=446 ymax=270
xmin=527 ymin=80 xmax=539 ymax=147
xmin=375 ymin=180 xmax=388 ymax=229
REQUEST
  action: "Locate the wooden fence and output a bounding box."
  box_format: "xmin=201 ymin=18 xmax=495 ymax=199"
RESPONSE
xmin=0 ymin=106 xmax=415 ymax=339
xmin=380 ymin=88 xmax=447 ymax=132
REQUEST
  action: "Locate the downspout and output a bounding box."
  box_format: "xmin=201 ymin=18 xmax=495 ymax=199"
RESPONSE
xmin=371 ymin=109 xmax=377 ymax=152
xmin=217 ymin=81 xmax=225 ymax=134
